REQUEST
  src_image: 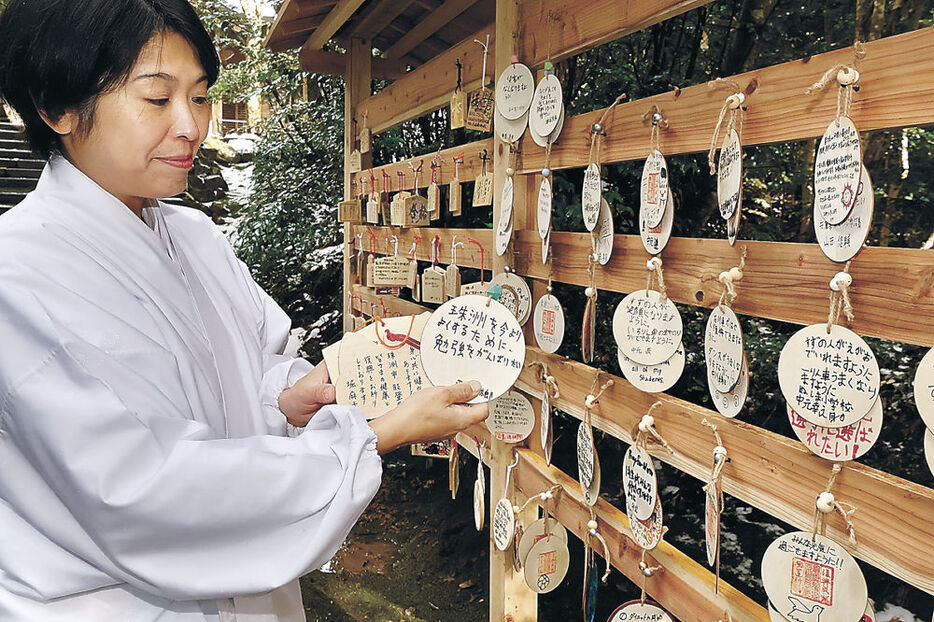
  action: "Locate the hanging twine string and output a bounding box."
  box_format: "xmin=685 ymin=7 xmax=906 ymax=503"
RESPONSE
xmin=702 ymin=418 xmax=728 ymax=588
xmin=635 ymin=402 xmax=676 ymax=455
xmin=526 ymin=361 xmax=560 ymax=399
xmin=638 ymin=549 xmax=663 ymax=604
xmin=811 ymin=463 xmax=858 ymax=547
xmin=642 ymin=105 xmax=668 ymax=153
xmin=718 ymin=246 xmax=748 ymax=308
xmin=516 ymin=484 xmax=563 ymax=514
xmin=584 ymin=373 xmax=615 ymax=427
xmin=588 ymin=92 xmax=627 ymax=166
xmin=707 ymin=78 xmax=747 ymax=175
xmin=826 ymin=262 xmax=855 ymax=332
xmin=585 ymin=508 xmax=612 ymax=582
xmin=805 ymin=42 xmax=867 ymax=123
xmin=644 ymin=256 xmax=669 ymax=301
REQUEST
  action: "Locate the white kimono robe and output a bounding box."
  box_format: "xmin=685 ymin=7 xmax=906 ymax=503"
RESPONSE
xmin=0 ymin=156 xmax=382 ymax=620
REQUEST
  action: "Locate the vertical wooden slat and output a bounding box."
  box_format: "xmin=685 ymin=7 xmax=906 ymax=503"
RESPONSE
xmin=343 ymin=39 xmax=372 ymax=332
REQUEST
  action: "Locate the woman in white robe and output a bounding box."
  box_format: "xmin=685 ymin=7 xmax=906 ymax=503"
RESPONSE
xmin=0 ymin=1 xmax=488 ymax=620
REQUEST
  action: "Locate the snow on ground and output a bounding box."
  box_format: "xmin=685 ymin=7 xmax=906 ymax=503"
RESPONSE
xmin=283 ymin=327 xmax=308 ymax=358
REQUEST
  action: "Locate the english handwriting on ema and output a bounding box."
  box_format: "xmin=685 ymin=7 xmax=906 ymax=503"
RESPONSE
xmin=612 ymin=610 xmax=666 ymax=621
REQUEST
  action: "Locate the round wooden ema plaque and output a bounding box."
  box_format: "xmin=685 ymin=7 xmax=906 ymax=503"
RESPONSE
xmin=529 ymin=102 xmax=565 ymax=147
xmin=640 ymin=150 xmax=670 ymax=229
xmin=537 ymin=177 xmax=552 ymax=239
xmin=613 ymin=290 xmax=683 ymax=366
xmin=814 ymin=116 xmax=862 ymax=226
xmin=705 ymin=305 xmax=745 ymax=392
xmin=761 ymin=531 xmax=867 ymax=622
xmin=640 ymin=187 xmax=674 ymax=255
xmin=618 ymin=344 xmax=685 ymax=394
xmin=595 ymin=197 xmax=614 ymax=266
xmin=778 ymin=323 xmax=879 ymax=428
xmin=623 ymin=444 xmax=658 ymax=521
xmin=815 ymin=165 xmax=874 ymax=263
xmin=717 ymin=129 xmax=743 ymax=220
xmin=727 ymin=194 xmax=742 ymax=246
xmin=709 ymin=352 xmax=748 ymax=419
xmin=523 ymin=533 xmax=570 ymax=594
xmin=491 ymin=272 xmax=532 ymax=325
xmin=925 ymin=428 xmax=934 ymax=478
xmin=449 ymin=441 xmax=460 ymax=500
xmin=517 ymin=516 xmax=568 ymax=565
xmin=494 ymin=107 xmax=529 ymax=144
xmin=420 ymin=295 xmax=526 ymax=403
xmin=492 ymin=497 xmax=516 ymax=551
xmin=499 ymin=176 xmax=514 ymax=231
xmin=629 ymin=494 xmax=663 ymax=550
xmin=607 ymin=600 xmax=673 ymax=622
xmin=582 ymin=163 xmax=601 ymax=232
xmin=473 ymin=475 xmax=485 ymax=531
xmin=496 ymin=62 xmax=534 ymax=120
xmin=767 ymin=602 xmax=786 ymax=622
xmin=912 ymin=346 xmax=934 ymax=429
xmin=489 ymin=390 xmax=535 ymax=443
xmin=541 ymin=391 xmax=554 ymax=466
xmin=576 ymin=422 xmax=601 ymax=506
xmin=541 ymin=229 xmax=550 ymax=265
xmin=495 ymin=217 xmax=513 ymax=257
xmin=787 ymin=397 xmax=882 ymax=462
xmin=533 ymin=293 xmax=565 ymax=354
xmin=704 ymin=484 xmax=720 ymax=567
xmin=529 ymin=73 xmax=563 ymax=138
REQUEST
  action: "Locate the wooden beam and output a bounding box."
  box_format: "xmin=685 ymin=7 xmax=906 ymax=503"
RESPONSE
xmin=517 ymin=348 xmax=934 ymax=595
xmin=264 ymin=0 xmax=334 ymax=50
xmin=350 ymin=0 xmax=419 ymax=40
xmin=518 ymin=26 xmax=934 ymax=173
xmin=382 ymin=0 xmax=484 ymax=61
xmin=358 ymin=23 xmax=495 ymax=133
xmin=300 ymin=48 xmax=407 ymax=79
xmin=518 ymin=0 xmax=713 ymax=69
xmin=511 ymin=231 xmax=934 ymax=347
xmin=303 ymin=0 xmax=367 ymax=51
xmin=513 ymin=451 xmax=769 ymax=622
xmin=351 ymin=138 xmax=493 ymax=189
xmin=349 ymin=226 xmax=492 ymax=271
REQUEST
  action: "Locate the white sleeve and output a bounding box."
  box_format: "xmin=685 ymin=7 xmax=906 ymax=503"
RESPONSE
xmin=1 ymin=336 xmax=382 ymax=602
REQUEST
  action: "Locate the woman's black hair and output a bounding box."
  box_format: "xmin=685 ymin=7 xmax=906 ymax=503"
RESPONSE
xmin=0 ymin=0 xmax=221 ymax=158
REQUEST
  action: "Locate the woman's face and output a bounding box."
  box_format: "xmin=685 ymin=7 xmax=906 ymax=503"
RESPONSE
xmin=55 ymin=31 xmax=212 ymax=215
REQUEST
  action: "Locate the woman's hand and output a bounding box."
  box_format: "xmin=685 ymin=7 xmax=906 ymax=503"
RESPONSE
xmin=278 ymin=361 xmax=336 ymax=428
xmin=369 ymin=382 xmax=489 ymax=454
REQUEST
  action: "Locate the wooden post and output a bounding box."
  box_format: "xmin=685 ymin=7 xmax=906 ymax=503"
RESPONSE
xmin=343 ymin=38 xmax=372 ymax=332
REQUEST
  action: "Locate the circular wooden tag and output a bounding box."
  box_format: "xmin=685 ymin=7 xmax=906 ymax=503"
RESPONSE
xmin=704 ymin=484 xmax=720 ymax=567
xmin=767 ymin=602 xmax=786 ymax=622
xmin=705 ymin=305 xmax=745 ymax=392
xmin=577 ymin=422 xmax=596 ymax=490
xmin=530 ymin=74 xmax=563 ymax=138
xmin=449 ymin=441 xmax=460 ymax=500
xmin=629 ymin=494 xmax=663 ymax=550
xmin=640 ymin=185 xmax=674 ymax=255
xmin=925 ymin=428 xmax=934 ymax=478
xmin=473 ymin=476 xmax=485 ymax=531
xmin=495 ymin=218 xmax=513 ymax=257
xmin=727 ymin=195 xmax=741 ymax=246
xmin=913 ymin=347 xmax=934 ymax=429
xmin=523 ymin=534 xmax=570 ymax=594
xmin=533 ymin=293 xmax=565 ymax=353
xmin=491 ymin=272 xmax=532 ymax=325
xmin=623 ymin=444 xmax=658 ymax=521
xmin=778 ymin=324 xmax=879 ymax=428
xmin=490 ymin=390 xmax=535 ymax=443
xmin=613 ymin=290 xmax=683 ymax=366
xmin=499 ymin=176 xmax=514 ymax=231
xmin=618 ymin=344 xmax=685 ymax=394
xmin=421 ymin=295 xmax=526 ymax=403
xmin=541 ymin=229 xmax=550 ymax=265
xmin=709 ymin=353 xmax=748 ymax=419
xmin=582 ymin=163 xmax=601 ymax=232
xmin=761 ymin=531 xmax=867 ymax=622
xmin=787 ymin=397 xmax=882 ymax=462
xmin=717 ymin=129 xmax=743 ymax=220
xmin=607 ymin=601 xmax=673 ymax=622
xmin=494 ymin=107 xmax=529 ymax=144
xmin=582 ymin=448 xmax=601 ymax=507
xmin=496 ymin=62 xmax=535 ymax=120
xmin=814 ymin=117 xmax=862 ymax=226
xmin=815 ymin=165 xmax=874 ymax=263
xmin=492 ymin=497 xmax=516 ymax=551
xmin=529 ymin=103 xmax=565 ymax=147
xmin=640 ymin=150 xmax=670 ymax=229
xmin=512 ymin=520 xmax=524 ymax=572
xmin=537 ymin=177 xmax=552 ymax=239
xmin=517 ymin=517 xmax=568 ymax=565
xmin=595 ymin=197 xmax=614 ymax=266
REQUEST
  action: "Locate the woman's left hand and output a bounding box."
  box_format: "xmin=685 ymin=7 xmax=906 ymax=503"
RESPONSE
xmin=278 ymin=361 xmax=336 ymax=427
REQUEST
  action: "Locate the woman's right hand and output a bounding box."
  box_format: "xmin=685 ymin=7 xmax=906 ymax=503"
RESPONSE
xmin=369 ymin=381 xmax=489 ymax=454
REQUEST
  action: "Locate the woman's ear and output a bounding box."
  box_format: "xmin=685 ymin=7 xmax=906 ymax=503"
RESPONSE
xmin=38 ymin=109 xmax=78 ymax=136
